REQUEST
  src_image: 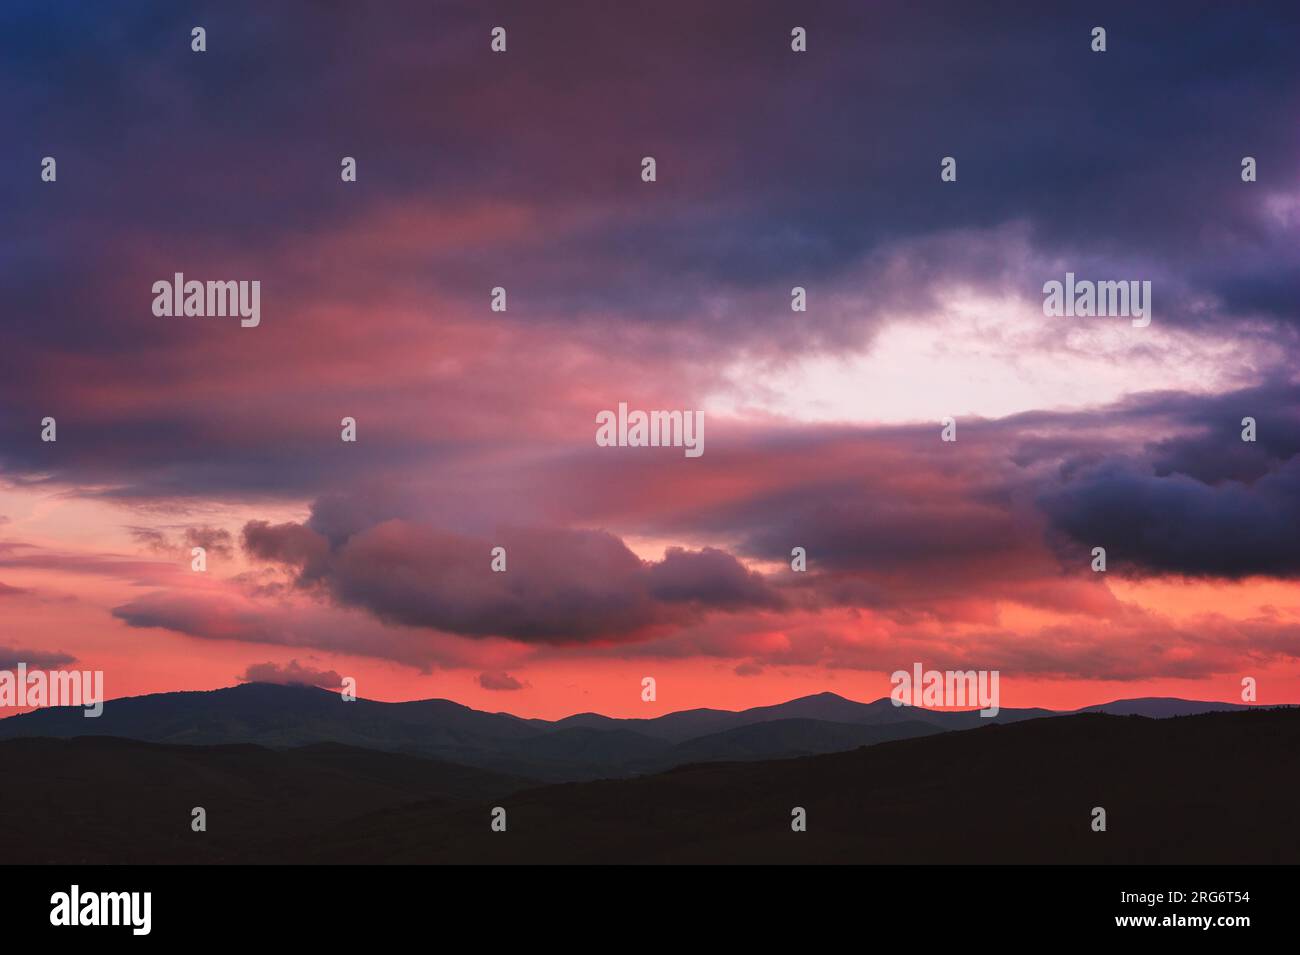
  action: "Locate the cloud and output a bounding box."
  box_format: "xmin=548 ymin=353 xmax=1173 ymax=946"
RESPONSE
xmin=1 ymin=0 xmax=1297 ymax=698
xmin=111 ymin=587 xmax=444 ymax=670
xmin=128 ymin=525 xmax=234 ymax=559
xmin=242 ymin=520 xmax=331 ymax=578
xmin=1039 ymin=457 xmax=1300 ymax=579
xmin=0 ymin=541 xmax=182 ymax=586
xmin=0 ymin=646 xmax=77 ymax=670
xmin=591 ymin=601 xmax=1300 ymax=683
xmin=240 ymin=660 xmax=342 ymax=688
xmin=196 ymin=377 xmax=1300 ymax=669
xmin=478 ymin=670 xmax=529 ymax=691
xmin=243 ymin=520 xmax=783 ymax=644
xmin=1 ymin=2 xmax=1297 ymax=507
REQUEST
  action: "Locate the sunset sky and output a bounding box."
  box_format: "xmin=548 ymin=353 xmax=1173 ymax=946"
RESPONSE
xmin=2 ymin=1 xmax=1298 ymax=718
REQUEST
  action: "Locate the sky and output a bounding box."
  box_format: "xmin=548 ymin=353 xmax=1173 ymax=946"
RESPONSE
xmin=1 ymin=1 xmax=1298 ymax=718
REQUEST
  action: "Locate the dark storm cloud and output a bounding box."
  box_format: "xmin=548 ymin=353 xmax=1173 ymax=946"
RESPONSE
xmin=1038 ymin=457 xmax=1300 ymax=579
xmin=5 ymin=0 xmax=1297 ymax=308
xmin=1140 ymin=382 xmax=1300 ymax=484
xmin=645 ymin=546 xmax=779 ymax=608
xmin=241 ymin=520 xmax=783 ymax=643
xmin=1 ymin=0 xmax=1297 ymax=502
xmin=992 ymin=382 xmax=1300 ymax=578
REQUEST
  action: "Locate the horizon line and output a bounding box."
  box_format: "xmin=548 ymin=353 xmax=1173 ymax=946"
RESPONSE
xmin=0 ymin=679 xmax=1280 ymax=724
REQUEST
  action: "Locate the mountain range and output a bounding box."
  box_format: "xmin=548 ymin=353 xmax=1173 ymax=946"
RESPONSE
xmin=0 ymin=682 xmax=1257 ymax=781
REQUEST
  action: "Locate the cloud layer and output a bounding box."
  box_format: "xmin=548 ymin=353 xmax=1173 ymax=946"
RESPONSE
xmin=1 ymin=1 xmax=1297 ymax=712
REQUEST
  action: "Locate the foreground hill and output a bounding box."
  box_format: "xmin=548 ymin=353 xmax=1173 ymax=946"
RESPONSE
xmin=313 ymin=708 xmax=1300 ymax=864
xmin=0 ymin=736 xmax=531 ymax=864
xmin=650 ymin=717 xmax=942 ymax=767
xmin=4 ymin=709 xmax=1295 ymax=863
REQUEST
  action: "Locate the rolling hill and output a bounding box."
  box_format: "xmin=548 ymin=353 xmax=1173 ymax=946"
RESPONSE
xmin=0 ymin=735 xmax=531 ymax=864
xmin=4 ymin=708 xmax=1295 ymax=863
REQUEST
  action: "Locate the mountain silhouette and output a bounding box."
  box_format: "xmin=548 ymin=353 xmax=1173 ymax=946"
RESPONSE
xmin=1076 ymin=697 xmax=1250 ymax=718
xmin=0 ymin=682 xmax=1269 ymax=781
